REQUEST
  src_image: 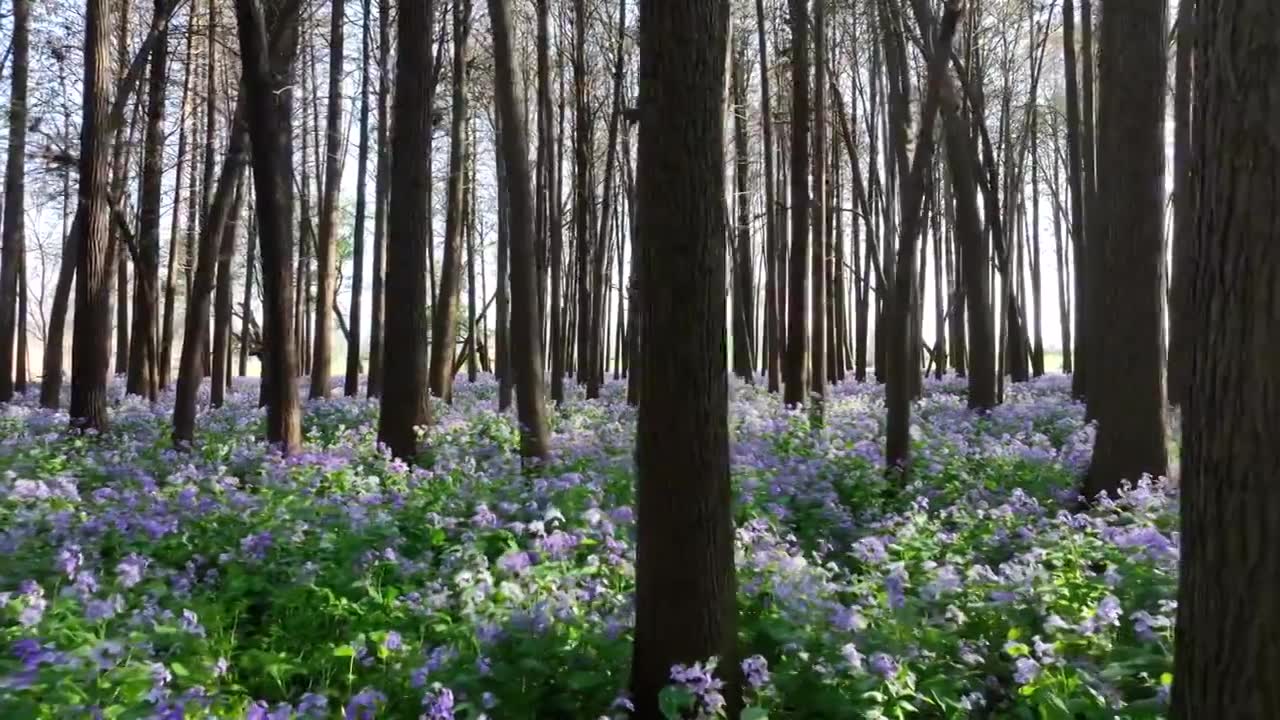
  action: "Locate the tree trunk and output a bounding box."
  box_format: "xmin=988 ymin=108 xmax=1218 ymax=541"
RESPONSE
xmin=1173 ymin=3 xmax=1280 ymax=712
xmin=572 ymin=0 xmax=593 ymax=388
xmin=0 ymin=0 xmax=29 ymax=401
xmin=1029 ymin=112 xmax=1045 ymax=377
xmin=239 ymin=211 xmax=256 ymax=377
xmin=368 ymin=0 xmax=391 ymax=399
xmin=1167 ymin=0 xmax=1195 ymax=407
xmin=496 ymin=114 xmax=513 ymax=409
xmin=343 ymin=0 xmax=373 ymax=396
xmin=309 ymin=0 xmax=346 ymax=398
xmin=1052 ymin=137 xmax=1072 ymax=373
xmin=488 ymin=0 xmax=551 ymax=460
xmin=630 ymin=0 xmax=738 ymax=714
xmin=466 ymin=122 xmax=479 ymax=386
xmin=1082 ymin=0 xmax=1169 ymax=500
xmin=809 ymin=0 xmax=827 ymax=420
xmin=428 ymin=0 xmax=472 ymax=403
xmin=111 ymin=0 xmax=135 ymax=379
xmin=127 ymin=0 xmax=168 ymax=401
xmin=377 ymin=0 xmax=435 ymax=460
xmin=783 ymin=0 xmax=810 ymax=408
xmin=755 ymin=0 xmax=779 ymax=394
xmin=731 ymin=34 xmax=754 ymax=383
xmin=232 ymin=0 xmax=304 ymax=454
xmin=161 ymin=29 xmax=195 ymax=391
xmin=174 ymin=110 xmax=248 ymax=443
xmin=210 ymin=176 xmax=246 ymax=408
xmin=1062 ymin=0 xmax=1088 ymax=398
xmin=68 ymin=0 xmax=116 ymax=431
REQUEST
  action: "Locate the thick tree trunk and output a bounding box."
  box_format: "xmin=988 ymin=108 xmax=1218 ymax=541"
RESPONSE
xmin=127 ymin=0 xmax=168 ymax=401
xmin=368 ymin=0 xmax=390 ymax=399
xmin=783 ymin=0 xmax=810 ymax=408
xmin=377 ymin=0 xmax=435 ymax=459
xmin=630 ymin=0 xmax=738 ymax=714
xmin=1173 ymin=3 xmax=1280 ymax=712
xmin=68 ymin=0 xmax=116 ymax=431
xmin=232 ymin=0 xmax=304 ymax=453
xmin=488 ymin=0 xmax=551 ymax=460
xmin=0 ymin=0 xmax=29 ymax=401
xmin=428 ymin=0 xmax=472 ymax=403
xmin=1082 ymin=0 xmax=1169 ymax=500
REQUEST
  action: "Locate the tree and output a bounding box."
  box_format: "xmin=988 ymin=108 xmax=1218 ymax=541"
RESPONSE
xmin=233 ymin=0 xmax=305 ymax=453
xmin=487 ymin=0 xmax=552 ymax=461
xmin=629 ymin=0 xmax=737 ymax=715
xmin=428 ymin=0 xmax=473 ymax=404
xmin=754 ymin=0 xmax=779 ymax=393
xmin=367 ymin=0 xmax=391 ymax=399
xmin=810 ymin=0 xmax=827 ymax=419
xmin=782 ymin=0 xmax=810 ymax=408
xmin=731 ymin=33 xmax=754 ymax=384
xmin=377 ymin=0 xmax=435 ymax=459
xmin=1082 ymin=0 xmax=1168 ymax=500
xmin=1173 ymin=5 xmax=1280 ymax=713
xmin=69 ymin=0 xmax=117 ymax=431
xmin=345 ymin=0 xmax=374 ymax=397
xmin=1167 ymin=0 xmax=1195 ymax=407
xmin=572 ymin=0 xmax=593 ymax=389
xmin=1062 ymin=0 xmax=1088 ymax=400
xmin=0 ymin=0 xmax=30 ymax=402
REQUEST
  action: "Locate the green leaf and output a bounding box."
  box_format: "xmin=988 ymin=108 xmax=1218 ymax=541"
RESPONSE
xmin=658 ymin=686 xmax=695 ymax=720
xmin=742 ymin=707 xmax=770 ymax=720
xmin=169 ymin=661 xmax=190 ymax=678
xmin=332 ymin=645 xmax=356 ymax=657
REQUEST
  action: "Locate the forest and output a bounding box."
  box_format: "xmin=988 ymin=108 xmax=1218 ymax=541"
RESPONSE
xmin=0 ymin=0 xmax=1275 ymax=717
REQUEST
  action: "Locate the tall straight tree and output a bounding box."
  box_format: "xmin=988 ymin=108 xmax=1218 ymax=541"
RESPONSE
xmin=730 ymin=33 xmax=754 ymax=383
xmin=1062 ymin=0 xmax=1088 ymax=399
xmin=488 ymin=0 xmax=552 ymax=460
xmin=378 ymin=0 xmax=435 ymax=459
xmin=127 ymin=0 xmax=169 ymax=401
xmin=310 ymin=0 xmax=346 ymax=399
xmin=161 ymin=29 xmax=195 ymax=390
xmin=0 ymin=0 xmax=29 ymax=401
xmin=1082 ymin=0 xmax=1169 ymax=499
xmin=69 ymin=0 xmax=116 ymax=431
xmin=239 ymin=211 xmax=257 ymax=376
xmin=630 ymin=0 xmax=737 ymax=715
xmin=810 ymin=0 xmax=827 ymax=419
xmin=210 ymin=178 xmax=247 ymax=408
xmin=572 ymin=0 xmax=592 ymax=387
xmin=367 ymin=0 xmax=391 ymax=398
xmin=345 ymin=0 xmax=374 ymax=397
xmin=1166 ymin=0 xmax=1195 ymax=407
xmin=429 ymin=0 xmax=473 ymax=403
xmin=1173 ymin=1 xmax=1280 ymax=712
xmin=783 ymin=0 xmax=810 ymax=408
xmin=233 ymin=0 xmax=304 ymax=453
xmin=755 ymin=0 xmax=779 ymax=393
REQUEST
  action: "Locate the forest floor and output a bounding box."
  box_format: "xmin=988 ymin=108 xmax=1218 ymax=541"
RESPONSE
xmin=0 ymin=374 xmax=1175 ymax=719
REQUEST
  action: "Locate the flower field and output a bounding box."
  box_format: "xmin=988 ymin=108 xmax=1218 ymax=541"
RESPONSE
xmin=0 ymin=376 xmax=1176 ymax=718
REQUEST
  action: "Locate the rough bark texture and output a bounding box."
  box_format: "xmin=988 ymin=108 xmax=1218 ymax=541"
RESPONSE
xmin=377 ymin=0 xmax=435 ymax=460
xmin=1083 ymin=0 xmax=1169 ymax=499
xmin=0 ymin=0 xmax=29 ymax=401
xmin=69 ymin=0 xmax=116 ymax=431
xmin=1173 ymin=4 xmax=1280 ymax=714
xmin=488 ymin=0 xmax=552 ymax=461
xmin=629 ymin=0 xmax=738 ymax=715
xmin=782 ymin=0 xmax=810 ymax=408
xmin=233 ymin=0 xmax=304 ymax=454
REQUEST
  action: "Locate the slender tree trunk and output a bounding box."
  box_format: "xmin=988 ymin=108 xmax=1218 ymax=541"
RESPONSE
xmin=1167 ymin=0 xmax=1195 ymax=407
xmin=1082 ymin=0 xmax=1169 ymax=499
xmin=111 ymin=0 xmax=135 ymax=379
xmin=1030 ymin=114 xmax=1045 ymax=377
xmin=755 ymin=0 xmax=779 ymax=394
xmin=210 ymin=176 xmax=246 ymax=408
xmin=342 ymin=0 xmax=373 ymax=395
xmin=309 ymin=0 xmax=346 ymax=398
xmin=161 ymin=30 xmax=195 ymax=391
xmin=0 ymin=0 xmax=30 ymax=401
xmin=368 ymin=0 xmax=390 ymax=398
xmin=572 ymin=0 xmax=593 ymax=388
xmin=16 ymin=254 xmax=26 ymax=394
xmin=239 ymin=210 xmax=256 ymax=377
xmin=496 ymin=114 xmax=513 ymax=409
xmin=377 ymin=0 xmax=435 ymax=459
xmin=1173 ymin=3 xmax=1280 ymax=711
xmin=1052 ymin=138 xmax=1072 ymax=373
xmin=1062 ymin=0 xmax=1088 ymax=398
xmin=127 ymin=0 xmax=168 ymax=400
xmin=466 ymin=126 xmax=479 ymax=385
xmin=232 ymin=0 xmax=304 ymax=453
xmin=731 ymin=33 xmax=754 ymax=383
xmin=783 ymin=0 xmax=810 ymax=408
xmin=630 ymin=0 xmax=738 ymax=714
xmin=428 ymin=0 xmax=472 ymax=403
xmin=809 ymin=0 xmax=827 ymax=420
xmin=549 ymin=3 xmax=568 ymax=405
xmin=488 ymin=0 xmax=551 ymax=460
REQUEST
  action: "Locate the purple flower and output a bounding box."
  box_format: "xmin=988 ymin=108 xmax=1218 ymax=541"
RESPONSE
xmin=869 ymin=653 xmax=899 ymax=680
xmin=841 ymin=643 xmax=864 ymax=672
xmin=297 ymin=693 xmax=328 ymax=718
xmin=116 ymin=554 xmax=149 ymax=589
xmin=1013 ymin=657 xmax=1041 ymax=684
xmin=344 ymin=687 xmax=386 ymax=720
xmin=85 ymin=594 xmax=124 ymax=622
xmin=420 ymin=686 xmax=455 ymax=720
xmin=496 ymin=550 xmax=533 ymax=574
xmin=382 ymin=631 xmax=404 ymax=653
xmin=56 ymin=544 xmax=83 ymax=578
xmin=179 ymin=609 xmax=205 ymax=637
xmin=741 ymin=655 xmax=770 ymax=690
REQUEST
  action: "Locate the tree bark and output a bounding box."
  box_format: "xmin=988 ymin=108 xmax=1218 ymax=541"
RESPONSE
xmin=308 ymin=0 xmax=345 ymax=398
xmin=487 ymin=0 xmax=551 ymax=460
xmin=783 ymin=0 xmax=810 ymax=408
xmin=755 ymin=0 xmax=779 ymax=393
xmin=1167 ymin=0 xmax=1195 ymax=407
xmin=68 ymin=0 xmax=116 ymax=431
xmin=239 ymin=210 xmax=257 ymax=377
xmin=1082 ymin=0 xmax=1169 ymax=500
xmin=367 ymin=0 xmax=390 ymax=399
xmin=377 ymin=0 xmax=435 ymax=460
xmin=1173 ymin=2 xmax=1280 ymax=712
xmin=630 ymin=0 xmax=737 ymax=714
xmin=1062 ymin=0 xmax=1088 ymax=399
xmin=572 ymin=0 xmax=593 ymax=388
xmin=211 ymin=176 xmax=246 ymax=408
xmin=809 ymin=0 xmax=827 ymax=420
xmin=0 ymin=0 xmax=29 ymax=401
xmin=232 ymin=0 xmax=305 ymax=454
xmin=161 ymin=30 xmax=195 ymax=391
